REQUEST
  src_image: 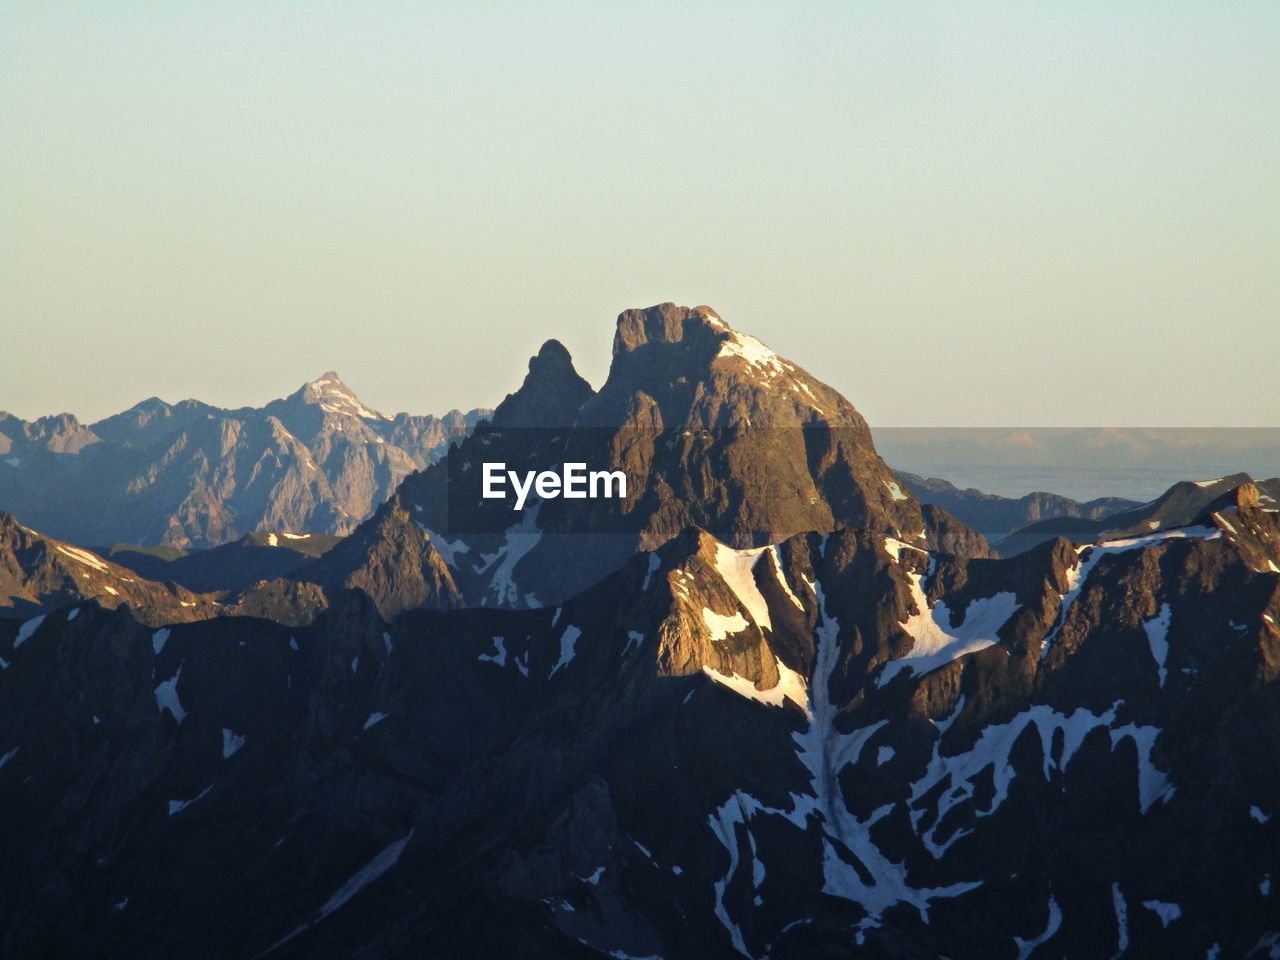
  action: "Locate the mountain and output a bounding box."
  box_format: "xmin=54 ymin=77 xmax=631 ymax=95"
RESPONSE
xmin=303 ymin=304 xmax=992 ymax=617
xmin=0 ymin=512 xmax=221 ymax=626
xmin=996 ymin=473 xmax=1280 ymax=556
xmin=2 ymin=486 xmax=1277 ymax=958
xmin=0 ymin=375 xmax=488 ymax=549
xmin=897 ymin=471 xmax=1140 ymax=543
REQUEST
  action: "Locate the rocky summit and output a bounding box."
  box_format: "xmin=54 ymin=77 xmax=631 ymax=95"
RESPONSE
xmin=299 ymin=304 xmax=990 ymax=618
xmin=0 ymin=305 xmax=1277 ymax=960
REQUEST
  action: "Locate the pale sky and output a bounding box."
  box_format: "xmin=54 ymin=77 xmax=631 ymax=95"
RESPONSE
xmin=2 ymin=2 xmax=1277 ymax=426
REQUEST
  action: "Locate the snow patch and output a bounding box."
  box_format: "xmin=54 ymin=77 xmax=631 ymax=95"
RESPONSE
xmin=152 ymin=628 xmax=171 ymax=655
xmin=1112 ymin=883 xmax=1129 ymax=956
xmin=702 ymin=609 xmax=750 ymax=642
xmin=702 ymin=657 xmax=808 ymax=712
xmin=549 ymin=624 xmax=580 ymax=678
xmin=878 ymin=577 xmax=1018 ymax=686
xmin=154 ymin=666 xmax=186 ymax=724
xmin=221 ymin=728 xmax=245 ymax=759
xmin=14 ymin=614 xmax=46 ymax=649
xmin=479 ymin=636 xmax=507 ymax=667
xmin=1143 ymin=900 xmax=1181 ymax=928
xmin=478 ymin=505 xmax=541 ymax=607
xmin=712 ymin=541 xmax=772 ymax=631
xmin=1143 ymin=604 xmax=1172 ymax=689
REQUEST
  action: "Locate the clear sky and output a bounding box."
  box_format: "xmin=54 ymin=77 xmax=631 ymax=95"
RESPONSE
xmin=2 ymin=2 xmax=1276 ymax=426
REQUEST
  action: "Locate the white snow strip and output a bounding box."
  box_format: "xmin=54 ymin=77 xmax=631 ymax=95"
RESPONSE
xmin=1143 ymin=604 xmax=1172 ymax=689
xmin=14 ymin=614 xmax=46 ymax=649
xmin=712 ymin=541 xmax=772 ymax=632
xmin=152 ymin=628 xmax=171 ymax=656
xmin=789 ymin=581 xmax=979 ymax=917
xmin=266 ymin=533 xmax=279 ymax=547
xmin=168 ymin=784 xmax=211 ymax=816
xmin=1193 ymin=478 xmax=1224 ymax=488
xmin=885 ymin=479 xmax=909 ymax=502
xmin=222 ymin=728 xmax=245 ymax=759
xmin=315 ymin=831 xmax=413 ymax=921
xmin=1015 ymin=896 xmax=1062 ymax=959
xmin=55 ymin=544 xmax=109 ymax=572
xmin=549 ymin=624 xmax=580 ymax=678
xmin=0 ymin=747 xmax=18 ymax=770
xmin=1251 ymin=805 xmax=1271 ymax=824
xmin=642 ymin=553 xmax=661 ymax=592
xmin=624 ymin=630 xmax=644 ymax=656
xmin=281 ymin=533 xmax=310 ymax=540
xmin=67 ymin=608 xmax=79 ymax=621
xmin=363 ymin=711 xmax=388 ymax=730
xmin=1112 ymin=883 xmax=1129 ymax=958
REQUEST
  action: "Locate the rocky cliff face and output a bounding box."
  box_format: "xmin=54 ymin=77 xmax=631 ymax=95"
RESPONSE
xmin=2 ymin=495 xmax=1276 ymax=958
xmin=0 ymin=375 xmax=487 ymax=549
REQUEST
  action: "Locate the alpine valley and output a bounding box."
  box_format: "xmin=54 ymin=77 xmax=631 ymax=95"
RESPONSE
xmin=2 ymin=305 xmax=1278 ymax=960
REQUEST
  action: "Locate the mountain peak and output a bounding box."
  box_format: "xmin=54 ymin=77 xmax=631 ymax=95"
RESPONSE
xmin=612 ymin=302 xmax=727 ymax=357
xmin=296 ymin=372 xmax=388 ymax=421
xmin=490 ymin=340 xmax=595 ymax=428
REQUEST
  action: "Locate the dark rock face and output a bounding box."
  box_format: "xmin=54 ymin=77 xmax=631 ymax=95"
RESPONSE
xmin=0 ymin=375 xmax=488 ymax=549
xmin=326 ymin=304 xmax=990 ymax=614
xmin=2 ymin=500 xmax=1277 ymax=959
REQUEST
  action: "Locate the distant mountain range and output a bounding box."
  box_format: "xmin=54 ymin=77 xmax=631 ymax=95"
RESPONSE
xmin=876 ymin=427 xmax=1280 ymax=501
xmin=903 ymin=471 xmax=1280 ymax=557
xmin=0 ymin=375 xmax=488 ymax=549
xmin=1 ymin=304 xmax=1278 ymax=959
